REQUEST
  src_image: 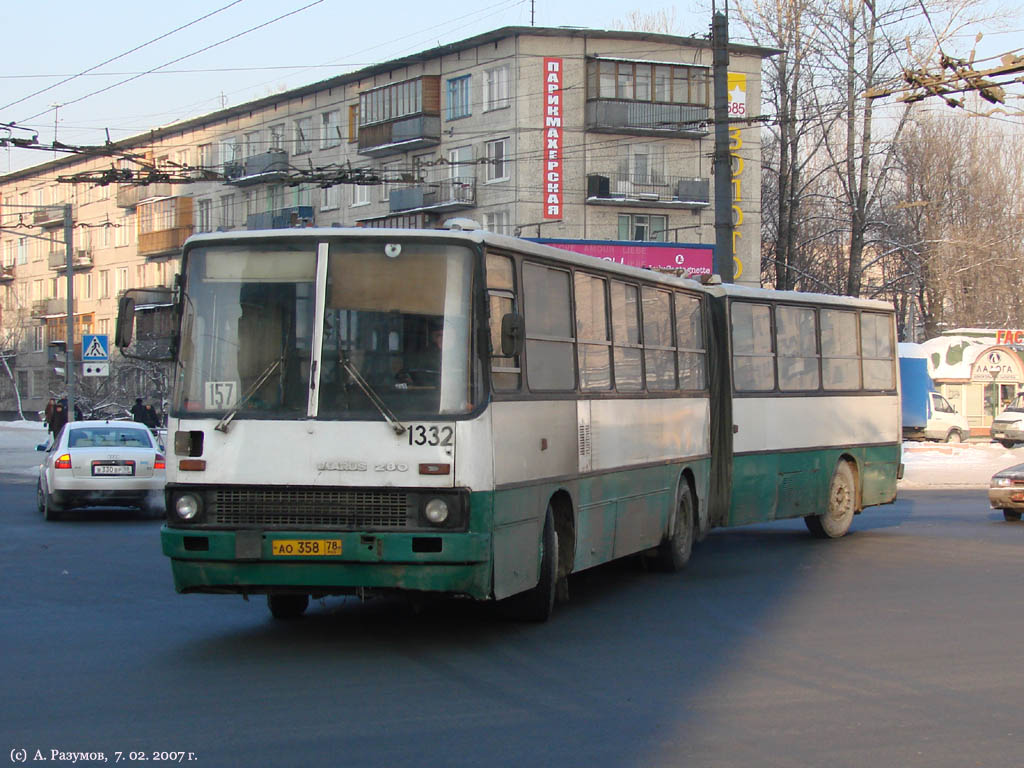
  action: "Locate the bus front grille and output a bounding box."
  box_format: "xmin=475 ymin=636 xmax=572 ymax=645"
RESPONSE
xmin=211 ymin=488 xmax=411 ymax=529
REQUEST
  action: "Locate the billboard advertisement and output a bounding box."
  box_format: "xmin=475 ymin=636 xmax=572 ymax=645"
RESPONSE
xmin=530 ymin=238 xmax=714 ymax=276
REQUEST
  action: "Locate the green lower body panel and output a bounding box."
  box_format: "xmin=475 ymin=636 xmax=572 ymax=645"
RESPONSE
xmin=161 ymin=526 xmax=493 ymax=599
xmin=728 ymin=443 xmax=900 ymax=527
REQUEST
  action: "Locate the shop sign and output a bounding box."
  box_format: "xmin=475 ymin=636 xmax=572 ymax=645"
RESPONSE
xmin=542 ymin=58 xmax=563 ymax=220
xmin=995 ymin=329 xmax=1024 ymax=346
xmin=972 ymin=348 xmax=1024 ymax=381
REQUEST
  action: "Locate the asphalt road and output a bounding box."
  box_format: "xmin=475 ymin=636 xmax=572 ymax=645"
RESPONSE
xmin=1 ymin=477 xmax=1020 ymax=768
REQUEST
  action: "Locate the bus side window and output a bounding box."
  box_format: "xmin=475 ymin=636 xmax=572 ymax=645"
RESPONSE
xmin=861 ymin=312 xmax=895 ymax=390
xmin=486 ymin=253 xmax=520 ymax=391
xmin=523 ymin=262 xmax=575 ymax=391
xmin=731 ymin=301 xmax=775 ymax=392
xmin=574 ymin=273 xmax=611 ymax=391
xmin=821 ymin=309 xmax=860 ymax=391
xmin=675 ymin=293 xmax=706 ymax=390
xmin=610 ymin=281 xmax=643 ymax=392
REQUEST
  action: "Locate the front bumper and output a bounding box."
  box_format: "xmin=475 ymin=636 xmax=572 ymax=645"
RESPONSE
xmin=161 ymin=526 xmax=493 ymax=599
xmin=988 ymin=487 xmax=1024 ymax=510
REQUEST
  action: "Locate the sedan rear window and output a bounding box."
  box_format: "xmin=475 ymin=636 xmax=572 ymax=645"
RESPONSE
xmin=68 ymin=427 xmax=154 ymax=449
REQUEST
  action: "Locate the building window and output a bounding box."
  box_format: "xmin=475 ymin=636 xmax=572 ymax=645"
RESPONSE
xmin=17 ymin=238 xmax=28 ymax=265
xmin=33 ymin=325 xmax=44 ymax=352
xmin=244 ymin=131 xmax=261 ymax=158
xmin=485 ymin=138 xmax=509 ymax=182
xmin=115 ymin=267 xmax=128 ymax=294
xmin=446 ymin=75 xmax=471 ymax=120
xmin=359 ymin=79 xmax=424 ymax=126
xmin=116 ymin=214 xmax=133 ymax=247
xmin=617 ymin=213 xmax=667 ymax=242
xmin=219 ymin=195 xmax=235 ymax=229
xmin=219 ymin=137 xmax=238 ymax=169
xmin=99 ymin=270 xmax=110 ymax=299
xmin=269 ymin=124 xmax=286 ymax=150
xmin=483 ymin=65 xmax=510 ymax=111
xmin=294 ymin=117 xmax=313 ymax=154
xmin=83 ymin=273 xmax=93 ymax=300
xmin=197 ymin=143 xmax=214 ymax=169
xmin=588 ymin=59 xmax=709 ymax=106
xmin=348 ymin=105 xmax=359 ymax=143
xmin=321 ymin=110 xmax=341 ymax=148
xmin=482 ymin=208 xmax=511 ymax=235
xmin=4 ymin=240 xmax=13 ymax=267
xmin=321 ymin=185 xmax=340 ymax=211
xmin=197 ymin=199 xmax=213 ymax=233
xmin=352 ymin=183 xmax=369 ymax=207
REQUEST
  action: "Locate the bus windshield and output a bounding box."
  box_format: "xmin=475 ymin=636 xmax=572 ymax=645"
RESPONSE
xmin=176 ymin=238 xmax=478 ymax=421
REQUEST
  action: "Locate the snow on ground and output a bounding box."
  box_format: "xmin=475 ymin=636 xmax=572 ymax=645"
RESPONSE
xmin=1 ymin=420 xmax=1021 ymax=488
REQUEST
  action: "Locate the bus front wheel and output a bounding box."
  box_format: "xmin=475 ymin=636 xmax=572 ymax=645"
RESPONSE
xmin=654 ymin=488 xmax=695 ymax=572
xmin=267 ymin=593 xmax=309 ymax=620
xmin=805 ymin=461 xmax=856 ymax=539
xmin=503 ymin=506 xmax=558 ymax=622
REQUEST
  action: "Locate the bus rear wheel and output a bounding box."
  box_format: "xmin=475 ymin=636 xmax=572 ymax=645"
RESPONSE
xmin=503 ymin=506 xmax=558 ymax=622
xmin=267 ymin=593 xmax=309 ymax=620
xmin=654 ymin=488 xmax=695 ymax=572
xmin=1003 ymin=509 xmax=1022 ymax=522
xmin=805 ymin=461 xmax=856 ymax=539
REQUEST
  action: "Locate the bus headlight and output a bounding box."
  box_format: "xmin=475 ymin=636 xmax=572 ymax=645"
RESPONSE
xmin=424 ymin=498 xmax=450 ymax=525
xmin=174 ymin=493 xmax=202 ymax=521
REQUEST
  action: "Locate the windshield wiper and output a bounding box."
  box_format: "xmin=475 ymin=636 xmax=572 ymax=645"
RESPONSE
xmin=339 ymin=352 xmax=407 ymax=436
xmin=215 ymin=358 xmax=282 ymax=433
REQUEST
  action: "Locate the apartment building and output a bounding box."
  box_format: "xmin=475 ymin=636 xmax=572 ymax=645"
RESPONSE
xmin=0 ymin=26 xmax=776 ymax=415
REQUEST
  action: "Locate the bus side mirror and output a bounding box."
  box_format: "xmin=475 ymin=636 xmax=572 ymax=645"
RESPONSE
xmin=500 ymin=312 xmax=524 ymax=357
xmin=115 ymin=296 xmax=136 ymax=348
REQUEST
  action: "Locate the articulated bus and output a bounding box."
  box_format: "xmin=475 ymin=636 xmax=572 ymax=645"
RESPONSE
xmin=117 ymin=226 xmax=901 ymax=621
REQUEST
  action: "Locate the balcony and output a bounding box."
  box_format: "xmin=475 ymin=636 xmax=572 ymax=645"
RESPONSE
xmin=116 ymin=183 xmax=173 ymax=209
xmin=358 ymin=116 xmax=442 ymax=158
xmin=224 ymin=150 xmax=290 ymax=186
xmin=139 ymin=227 xmax=192 ymax=260
xmin=32 ymin=206 xmax=67 ymax=228
xmin=246 ymin=206 xmax=314 ymax=230
xmin=138 ymin=197 xmax=194 ymax=259
xmin=585 ymin=173 xmax=710 ymax=209
xmin=0 ymin=265 xmax=14 ymax=283
xmin=389 ymin=177 xmax=476 ymax=214
xmin=585 ymin=100 xmax=710 ymax=139
xmin=32 ymin=298 xmax=67 ymax=317
xmin=48 ymin=249 xmax=93 ymax=271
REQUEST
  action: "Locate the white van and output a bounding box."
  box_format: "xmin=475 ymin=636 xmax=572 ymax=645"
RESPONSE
xmin=905 ymin=391 xmax=970 ymax=443
xmin=991 ymin=394 xmax=1024 ymax=448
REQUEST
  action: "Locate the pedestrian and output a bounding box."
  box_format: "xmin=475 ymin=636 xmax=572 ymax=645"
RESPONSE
xmin=144 ymin=403 xmax=160 ymax=428
xmin=44 ymin=398 xmax=56 ymax=432
xmin=49 ymin=402 xmax=67 ymax=439
xmin=131 ymin=397 xmax=148 ymax=424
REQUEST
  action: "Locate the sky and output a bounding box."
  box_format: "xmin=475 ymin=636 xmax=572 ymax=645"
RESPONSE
xmin=1 ymin=0 xmax=1019 ymax=176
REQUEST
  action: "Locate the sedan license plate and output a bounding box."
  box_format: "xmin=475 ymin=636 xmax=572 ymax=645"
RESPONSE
xmin=92 ymin=464 xmax=134 ymax=476
xmin=272 ymin=539 xmax=342 ymax=557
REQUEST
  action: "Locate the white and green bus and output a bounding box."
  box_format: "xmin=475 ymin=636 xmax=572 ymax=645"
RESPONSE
xmin=117 ymin=226 xmax=900 ymax=621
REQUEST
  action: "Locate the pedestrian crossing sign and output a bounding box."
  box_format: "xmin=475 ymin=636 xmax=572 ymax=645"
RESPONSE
xmin=82 ymin=334 xmax=109 ymax=361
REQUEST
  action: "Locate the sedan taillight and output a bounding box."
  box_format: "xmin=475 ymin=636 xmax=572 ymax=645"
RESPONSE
xmin=154 ymin=454 xmax=166 ymax=470
xmin=54 ymin=454 xmax=72 ymax=470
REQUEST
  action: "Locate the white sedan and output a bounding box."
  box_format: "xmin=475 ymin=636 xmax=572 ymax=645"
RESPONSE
xmin=37 ymin=420 xmax=166 ymax=520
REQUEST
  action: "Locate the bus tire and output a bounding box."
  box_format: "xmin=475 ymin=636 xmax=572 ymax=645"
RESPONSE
xmin=805 ymin=460 xmax=856 ymax=539
xmin=503 ymin=506 xmax=557 ymax=622
xmin=1003 ymin=509 xmax=1021 ymax=522
xmin=267 ymin=593 xmax=309 ymax=620
xmin=654 ymin=488 xmax=695 ymax=572
xmin=945 ymin=430 xmax=963 ymax=444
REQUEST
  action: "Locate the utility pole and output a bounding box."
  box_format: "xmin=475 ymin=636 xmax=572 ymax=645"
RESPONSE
xmin=63 ymin=204 xmax=75 ymax=421
xmin=712 ymin=9 xmax=734 ymax=283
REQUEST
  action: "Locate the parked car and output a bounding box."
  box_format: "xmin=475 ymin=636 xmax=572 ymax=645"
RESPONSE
xmin=989 ymin=462 xmax=1024 ymax=521
xmin=990 ymin=394 xmax=1024 ymax=448
xmin=37 ymin=420 xmax=166 ymax=521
